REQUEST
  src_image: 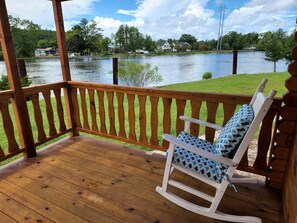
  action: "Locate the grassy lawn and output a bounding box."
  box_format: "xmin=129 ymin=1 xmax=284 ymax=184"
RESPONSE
xmin=0 ymin=71 xmax=289 ymax=165
xmin=161 ymin=72 xmax=289 ymax=97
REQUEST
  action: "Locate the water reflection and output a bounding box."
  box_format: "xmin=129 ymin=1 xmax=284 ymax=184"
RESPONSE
xmin=0 ymin=51 xmax=288 ymax=86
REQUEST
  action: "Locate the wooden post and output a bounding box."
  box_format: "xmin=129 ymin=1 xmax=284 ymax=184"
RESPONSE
xmin=0 ymin=0 xmax=36 ymax=158
xmin=282 ymin=21 xmax=297 ymax=223
xmin=268 ymin=24 xmax=297 ymax=189
xmin=17 ymin=59 xmax=27 ymax=78
xmin=232 ymin=49 xmax=238 ymax=75
xmin=113 ymin=57 xmax=118 ymax=85
xmin=51 ymin=0 xmax=78 ymax=136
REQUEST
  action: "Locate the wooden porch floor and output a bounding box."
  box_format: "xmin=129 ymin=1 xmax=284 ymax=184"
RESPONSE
xmin=0 ymin=136 xmax=283 ymax=223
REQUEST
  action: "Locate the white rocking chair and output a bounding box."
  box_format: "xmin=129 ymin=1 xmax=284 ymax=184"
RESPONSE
xmin=156 ymin=79 xmax=276 ymax=223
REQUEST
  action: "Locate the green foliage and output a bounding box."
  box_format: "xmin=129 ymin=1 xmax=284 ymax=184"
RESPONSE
xmin=20 ymin=76 xmax=32 ymax=88
xmin=0 ymin=74 xmax=31 ymax=91
xmin=118 ymin=61 xmax=163 ymax=87
xmin=179 ymin=34 xmax=197 ymax=45
xmin=9 ymin=16 xmax=41 ymax=57
xmin=114 ymin=25 xmax=145 ymax=53
xmin=66 ymin=18 xmax=103 ymax=55
xmin=8 ymin=16 xmax=57 ymax=58
xmin=257 ymin=29 xmax=293 ymax=72
xmin=202 ymin=72 xmax=212 ymax=80
xmin=144 ymin=35 xmax=156 ymax=52
xmin=98 ymin=37 xmax=111 ymax=53
xmin=0 ymin=75 xmax=9 ymax=90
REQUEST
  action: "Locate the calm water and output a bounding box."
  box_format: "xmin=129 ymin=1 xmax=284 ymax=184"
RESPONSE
xmin=0 ymin=51 xmax=288 ymax=86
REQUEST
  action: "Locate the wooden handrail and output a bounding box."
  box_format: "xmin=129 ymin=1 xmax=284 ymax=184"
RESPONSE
xmin=68 ymin=81 xmax=254 ymax=104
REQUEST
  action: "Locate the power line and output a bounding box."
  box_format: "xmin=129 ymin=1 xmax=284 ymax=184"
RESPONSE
xmin=217 ymin=5 xmax=227 ymax=51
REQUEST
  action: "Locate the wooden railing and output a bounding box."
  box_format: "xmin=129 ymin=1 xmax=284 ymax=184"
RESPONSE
xmin=0 ymin=80 xmax=283 ymax=183
xmin=68 ymin=81 xmax=282 ymax=178
xmin=0 ymin=89 xmax=24 ymax=162
xmin=0 ymin=82 xmax=72 ymax=163
xmin=23 ymin=82 xmax=72 ymax=146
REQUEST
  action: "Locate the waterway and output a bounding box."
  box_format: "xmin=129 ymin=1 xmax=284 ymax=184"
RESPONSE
xmin=0 ymin=51 xmax=288 ymax=86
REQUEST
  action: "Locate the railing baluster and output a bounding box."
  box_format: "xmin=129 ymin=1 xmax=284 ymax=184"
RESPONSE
xmin=30 ymin=93 xmax=46 ymax=141
xmin=205 ymin=101 xmax=219 ymax=143
xmin=222 ymin=103 xmax=237 ymax=126
xmin=190 ymin=100 xmax=202 ymax=137
xmin=176 ymin=99 xmax=186 ymax=135
xmin=162 ymin=98 xmax=172 ymax=148
xmin=0 ymin=145 xmax=4 ymax=157
xmin=116 ymin=92 xmax=126 ymax=138
xmin=127 ymin=94 xmax=136 ymax=140
xmin=150 ymin=96 xmax=159 ymax=146
xmin=107 ymin=92 xmax=116 ymax=136
xmin=71 ymin=88 xmax=82 ymax=128
xmin=97 ymin=91 xmax=107 ymax=134
xmin=0 ymin=100 xmax=19 ymax=153
xmin=88 ymin=89 xmax=98 ymax=132
xmin=79 ymin=88 xmax=90 ymax=130
xmin=42 ymin=90 xmax=57 ymax=136
xmin=53 ymin=88 xmax=66 ymax=132
xmin=138 ymin=95 xmax=147 ymax=143
xmin=254 ymin=103 xmax=280 ymax=170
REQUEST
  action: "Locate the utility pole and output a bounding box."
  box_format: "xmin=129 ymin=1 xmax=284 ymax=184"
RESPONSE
xmin=217 ymin=5 xmax=227 ymax=51
xmin=216 ymin=5 xmax=223 ymax=51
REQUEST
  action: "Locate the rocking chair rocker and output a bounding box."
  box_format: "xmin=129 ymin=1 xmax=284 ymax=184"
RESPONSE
xmin=156 ymin=79 xmax=276 ymax=223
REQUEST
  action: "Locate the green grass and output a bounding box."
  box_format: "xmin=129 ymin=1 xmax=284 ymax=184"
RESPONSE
xmin=161 ymin=72 xmax=289 ymax=97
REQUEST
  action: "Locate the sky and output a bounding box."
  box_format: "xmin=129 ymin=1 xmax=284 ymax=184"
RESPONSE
xmin=5 ymin=0 xmax=297 ymax=40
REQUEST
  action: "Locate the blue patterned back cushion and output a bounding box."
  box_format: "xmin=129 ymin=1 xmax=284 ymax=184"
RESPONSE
xmin=214 ymin=104 xmax=254 ymax=157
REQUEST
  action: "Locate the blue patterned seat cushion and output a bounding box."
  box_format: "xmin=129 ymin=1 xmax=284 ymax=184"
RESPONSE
xmin=171 ymin=104 xmax=253 ymax=183
xmin=172 ymin=131 xmax=227 ymax=183
xmin=214 ymin=104 xmax=254 ymax=157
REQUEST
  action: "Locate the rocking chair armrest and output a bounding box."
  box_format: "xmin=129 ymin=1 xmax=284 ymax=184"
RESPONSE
xmin=163 ymin=134 xmax=238 ymax=167
xmin=180 ymin=116 xmax=223 ymax=131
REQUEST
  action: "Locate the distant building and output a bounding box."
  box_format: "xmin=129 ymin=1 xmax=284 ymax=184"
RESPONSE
xmin=35 ymin=47 xmax=58 ymax=57
xmin=157 ymin=40 xmax=172 ymax=52
xmin=108 ymin=43 xmax=123 ymax=53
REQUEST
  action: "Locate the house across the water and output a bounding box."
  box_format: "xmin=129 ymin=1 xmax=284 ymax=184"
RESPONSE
xmin=35 ymin=47 xmax=58 ymax=57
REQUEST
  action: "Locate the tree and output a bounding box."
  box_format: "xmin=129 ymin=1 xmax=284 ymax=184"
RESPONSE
xmin=262 ymin=33 xmax=284 ymax=72
xmin=114 ymin=25 xmax=145 ymax=53
xmin=282 ymin=32 xmax=296 ymax=63
xmin=179 ymin=34 xmax=197 ymax=45
xmin=258 ymin=29 xmax=288 ymax=72
xmin=143 ymin=35 xmax=156 ymax=52
xmin=98 ymin=37 xmax=111 ymax=53
xmin=66 ymin=18 xmax=102 ymax=55
xmin=118 ymin=61 xmax=163 ymax=87
xmin=9 ymin=16 xmax=41 ymax=57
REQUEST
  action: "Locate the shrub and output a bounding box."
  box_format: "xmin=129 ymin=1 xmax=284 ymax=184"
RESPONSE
xmin=202 ymin=72 xmax=212 ymax=80
xmin=0 ymin=74 xmax=31 ymax=91
xmin=118 ymin=61 xmax=163 ymax=87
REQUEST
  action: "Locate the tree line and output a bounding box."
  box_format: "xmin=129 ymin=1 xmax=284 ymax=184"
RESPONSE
xmin=0 ymin=16 xmax=295 ymax=66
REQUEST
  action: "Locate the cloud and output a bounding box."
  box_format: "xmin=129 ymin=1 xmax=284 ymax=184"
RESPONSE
xmin=94 ymin=0 xmax=296 ymax=40
xmin=5 ymin=0 xmax=99 ymax=29
xmin=94 ymin=0 xmax=217 ymax=40
xmin=225 ymin=0 xmax=297 ymax=34
xmin=4 ymin=0 xmax=297 ymax=40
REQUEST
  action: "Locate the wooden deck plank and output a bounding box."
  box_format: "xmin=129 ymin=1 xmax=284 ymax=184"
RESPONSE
xmin=0 ymin=192 xmax=44 ymax=223
xmin=0 ymin=211 xmax=18 ymax=223
xmin=0 ymin=177 xmax=89 ymax=223
xmin=0 ymin=136 xmax=283 ymax=223
xmin=1 ymin=171 xmax=127 ymax=223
